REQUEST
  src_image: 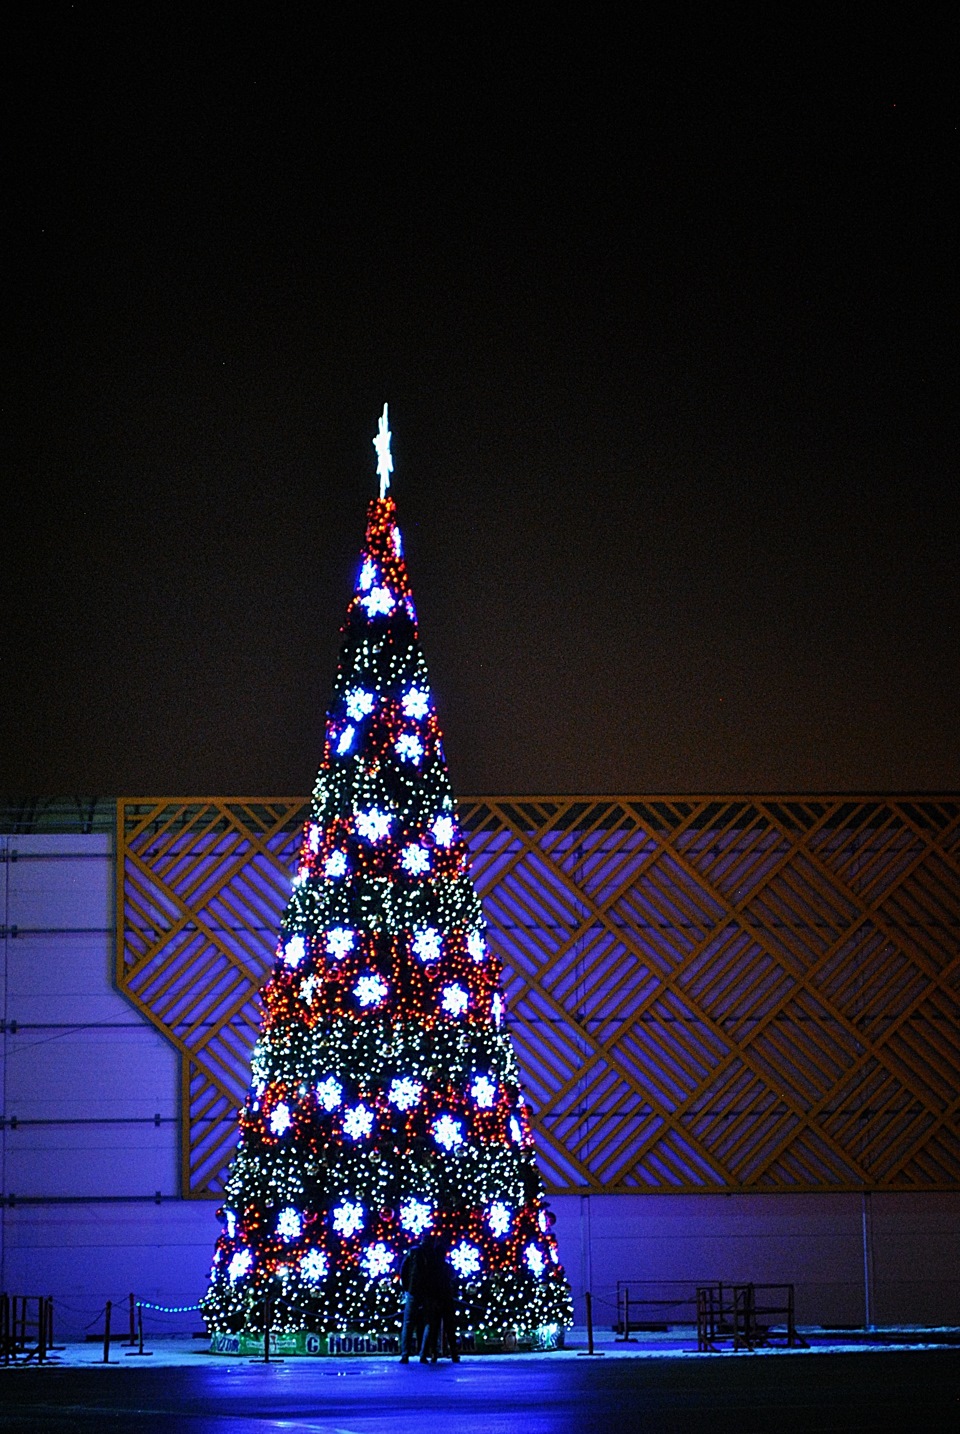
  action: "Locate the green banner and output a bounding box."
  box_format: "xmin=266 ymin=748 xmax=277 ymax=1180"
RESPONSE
xmin=209 ymin=1326 xmax=564 ymax=1357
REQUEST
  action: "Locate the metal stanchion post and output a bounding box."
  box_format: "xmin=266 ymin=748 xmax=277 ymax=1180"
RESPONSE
xmin=43 ymin=1295 xmax=64 ymax=1354
xmin=103 ymin=1301 xmax=112 ymax=1364
xmin=250 ymin=1292 xmax=284 ymax=1364
xmin=577 ymin=1291 xmax=604 ymax=1356
xmin=616 ymin=1286 xmax=635 ymax=1342
xmin=125 ymin=1303 xmax=153 ymax=1357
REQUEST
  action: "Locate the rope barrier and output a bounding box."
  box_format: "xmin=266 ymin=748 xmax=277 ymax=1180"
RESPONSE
xmin=11 ymin=1292 xmax=207 ymax=1364
xmin=49 ymin=1299 xmax=110 ymax=1319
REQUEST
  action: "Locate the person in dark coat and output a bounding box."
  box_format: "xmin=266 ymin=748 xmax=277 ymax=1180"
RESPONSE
xmin=434 ymin=1237 xmax=460 ymax=1363
xmin=417 ymin=1235 xmax=460 ymax=1363
xmin=398 ymin=1236 xmax=429 ymax=1363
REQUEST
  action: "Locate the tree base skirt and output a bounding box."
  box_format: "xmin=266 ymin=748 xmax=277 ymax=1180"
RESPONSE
xmin=209 ymin=1326 xmax=566 ymax=1357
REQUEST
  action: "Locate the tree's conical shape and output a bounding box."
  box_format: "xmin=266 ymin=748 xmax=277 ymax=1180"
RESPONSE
xmin=203 ymin=485 xmax=572 ymax=1353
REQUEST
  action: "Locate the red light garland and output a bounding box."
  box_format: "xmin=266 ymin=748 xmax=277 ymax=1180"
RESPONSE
xmin=204 ymin=489 xmax=572 ymax=1346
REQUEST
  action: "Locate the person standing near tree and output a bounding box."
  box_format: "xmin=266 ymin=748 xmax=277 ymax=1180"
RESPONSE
xmin=416 ymin=1234 xmax=461 ymax=1363
xmin=416 ymin=1235 xmax=444 ymax=1363
xmin=435 ymin=1236 xmax=460 ymax=1362
xmin=398 ymin=1235 xmax=429 ymax=1364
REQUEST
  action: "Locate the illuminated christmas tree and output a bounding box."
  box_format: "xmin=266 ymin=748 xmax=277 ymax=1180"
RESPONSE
xmin=203 ymin=408 xmax=572 ymax=1353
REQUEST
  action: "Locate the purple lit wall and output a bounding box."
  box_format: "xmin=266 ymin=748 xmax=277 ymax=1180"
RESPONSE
xmin=2 ymin=819 xmax=959 ymax=1335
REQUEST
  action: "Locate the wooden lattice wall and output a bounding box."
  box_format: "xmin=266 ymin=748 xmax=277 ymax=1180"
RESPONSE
xmin=116 ymin=797 xmax=960 ymax=1198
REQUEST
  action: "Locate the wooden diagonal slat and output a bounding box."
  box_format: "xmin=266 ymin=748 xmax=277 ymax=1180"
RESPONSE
xmin=117 ymin=796 xmax=960 ymax=1196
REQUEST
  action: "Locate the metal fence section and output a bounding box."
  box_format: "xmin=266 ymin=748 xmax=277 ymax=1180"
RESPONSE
xmin=116 ymin=796 xmax=960 ymax=1198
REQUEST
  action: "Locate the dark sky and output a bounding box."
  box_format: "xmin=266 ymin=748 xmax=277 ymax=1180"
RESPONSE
xmin=3 ymin=8 xmax=957 ymax=797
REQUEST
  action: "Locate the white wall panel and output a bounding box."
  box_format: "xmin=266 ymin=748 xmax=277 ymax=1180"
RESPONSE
xmin=549 ymin=1190 xmax=960 ymax=1330
xmin=4 ymin=1123 xmax=178 ymax=1198
xmin=9 ymin=932 xmax=136 ymax=1018
xmin=0 ymin=834 xmax=192 ymax=1328
xmin=870 ymin=1194 xmax=960 ymax=1326
xmin=4 ymin=1027 xmax=178 ymax=1123
xmin=6 ymin=836 xmax=112 ymax=929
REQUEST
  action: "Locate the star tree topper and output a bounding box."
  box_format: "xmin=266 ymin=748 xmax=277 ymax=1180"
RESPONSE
xmin=373 ymin=403 xmax=393 ymax=498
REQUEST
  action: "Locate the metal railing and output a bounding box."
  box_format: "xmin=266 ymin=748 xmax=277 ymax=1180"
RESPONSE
xmin=696 ymin=1282 xmax=807 ymax=1352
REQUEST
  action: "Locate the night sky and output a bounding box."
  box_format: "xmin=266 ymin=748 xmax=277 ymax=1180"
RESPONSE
xmin=3 ymin=9 xmax=957 ymax=798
